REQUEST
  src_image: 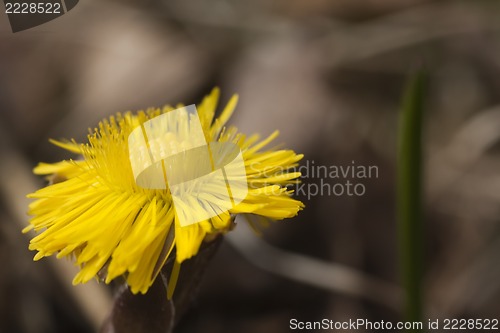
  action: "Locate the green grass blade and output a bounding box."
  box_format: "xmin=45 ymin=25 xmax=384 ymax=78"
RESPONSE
xmin=397 ymin=70 xmax=427 ymax=329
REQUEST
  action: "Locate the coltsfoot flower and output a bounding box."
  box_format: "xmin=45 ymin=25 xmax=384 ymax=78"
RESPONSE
xmin=24 ymin=88 xmax=304 ymax=294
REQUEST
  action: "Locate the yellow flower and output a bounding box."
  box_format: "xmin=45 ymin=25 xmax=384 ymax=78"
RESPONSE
xmin=24 ymin=88 xmax=304 ymax=294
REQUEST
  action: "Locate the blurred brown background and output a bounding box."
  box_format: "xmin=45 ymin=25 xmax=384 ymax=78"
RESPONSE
xmin=1 ymin=0 xmax=500 ymax=332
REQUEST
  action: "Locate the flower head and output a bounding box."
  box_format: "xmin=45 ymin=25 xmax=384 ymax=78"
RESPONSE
xmin=25 ymin=88 xmax=304 ymax=294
